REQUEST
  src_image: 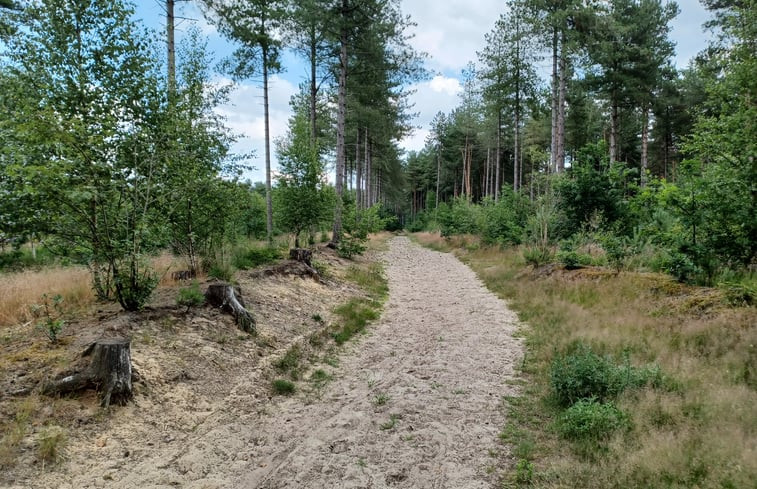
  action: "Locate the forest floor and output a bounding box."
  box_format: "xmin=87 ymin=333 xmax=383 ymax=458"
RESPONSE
xmin=1 ymin=235 xmax=524 ymax=488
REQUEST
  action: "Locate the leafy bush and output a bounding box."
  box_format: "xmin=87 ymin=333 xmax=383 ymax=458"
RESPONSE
xmin=556 ymin=399 xmax=628 ymax=440
xmin=232 ymin=246 xmax=281 ymax=270
xmin=437 ymin=198 xmax=481 ymax=237
xmin=480 ymin=191 xmax=528 ymax=245
xmin=550 ymin=343 xmax=661 ymax=407
xmin=207 ymin=261 xmax=235 ymax=282
xmin=271 ymin=379 xmax=296 ymax=395
xmin=177 ymin=281 xmax=204 ymax=309
xmin=557 ymin=250 xmax=592 ymax=269
xmin=114 ymin=267 xmax=158 ymax=311
xmin=336 ymin=235 xmax=366 ymax=259
xmin=719 ymin=281 xmax=756 ymax=307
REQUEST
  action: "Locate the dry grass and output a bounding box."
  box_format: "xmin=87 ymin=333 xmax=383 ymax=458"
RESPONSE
xmin=0 ymin=267 xmax=94 ymax=329
xmin=413 ymin=232 xmax=756 ymax=489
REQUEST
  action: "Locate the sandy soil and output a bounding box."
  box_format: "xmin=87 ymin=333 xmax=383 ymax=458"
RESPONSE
xmin=9 ymin=236 xmax=523 ymax=488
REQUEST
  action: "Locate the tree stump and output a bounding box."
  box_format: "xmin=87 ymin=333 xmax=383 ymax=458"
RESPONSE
xmin=42 ymin=338 xmax=133 ymax=408
xmin=205 ymin=283 xmax=256 ymax=334
xmin=289 ymin=248 xmax=313 ymax=266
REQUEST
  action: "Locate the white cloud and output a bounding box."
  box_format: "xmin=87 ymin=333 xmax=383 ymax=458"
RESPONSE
xmin=215 ymin=75 xmax=298 ymax=182
xmin=403 ymin=0 xmax=506 ymax=73
xmin=429 ymin=75 xmax=462 ymax=96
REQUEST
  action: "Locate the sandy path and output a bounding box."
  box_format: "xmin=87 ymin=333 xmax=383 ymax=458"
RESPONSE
xmin=29 ymin=236 xmax=522 ymax=489
xmin=232 ymin=236 xmax=523 ymax=488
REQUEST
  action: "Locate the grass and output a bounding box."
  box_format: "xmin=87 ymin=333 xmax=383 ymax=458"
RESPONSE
xmin=373 ymin=392 xmax=390 ymax=406
xmin=331 ymin=299 xmax=380 ymax=345
xmin=271 ymin=379 xmax=296 ymax=396
xmin=0 ymin=266 xmax=94 ymax=328
xmin=412 ymin=231 xmax=757 ymax=489
xmin=274 ymin=344 xmax=304 ymax=380
xmin=37 ymin=425 xmax=66 ymax=465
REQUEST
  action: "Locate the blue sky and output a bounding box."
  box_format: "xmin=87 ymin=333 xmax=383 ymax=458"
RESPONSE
xmin=134 ymin=0 xmax=713 ymax=183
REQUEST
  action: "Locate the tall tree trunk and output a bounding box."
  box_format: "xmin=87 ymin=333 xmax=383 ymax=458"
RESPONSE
xmin=609 ymin=98 xmax=619 ymax=164
xmin=435 ymin=143 xmax=441 ymax=209
xmin=550 ymin=26 xmax=558 ymax=173
xmin=309 ymin=26 xmax=318 ymax=145
xmin=355 ymin=127 xmax=362 ymax=209
xmin=365 ymin=128 xmax=371 ymax=207
xmin=640 ymin=104 xmax=649 ymax=187
xmin=332 ymin=12 xmax=347 ymax=244
xmin=556 ymin=32 xmax=567 ymax=173
xmin=166 ymin=0 xmax=176 ymax=98
xmin=495 ymin=110 xmax=501 ymax=201
xmin=263 ymin=45 xmax=273 ymax=244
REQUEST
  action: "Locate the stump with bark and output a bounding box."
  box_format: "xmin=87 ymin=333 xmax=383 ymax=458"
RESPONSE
xmin=205 ymin=283 xmax=256 ymax=334
xmin=42 ymin=338 xmax=133 ymax=408
xmin=289 ymin=248 xmax=313 ymax=266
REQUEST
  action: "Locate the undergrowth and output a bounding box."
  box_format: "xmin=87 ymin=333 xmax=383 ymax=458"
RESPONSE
xmin=412 ymin=231 xmax=756 ymax=489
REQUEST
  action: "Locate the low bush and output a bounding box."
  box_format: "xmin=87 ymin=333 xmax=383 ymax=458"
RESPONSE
xmin=232 ymin=246 xmax=281 ymax=270
xmin=336 ymin=235 xmax=366 ymax=259
xmin=550 ymin=343 xmax=661 ymax=407
xmin=556 ymin=399 xmax=628 ymax=440
xmin=177 ymin=281 xmax=204 ymax=309
xmin=523 ymin=246 xmax=553 ymax=267
xmin=271 ymin=379 xmax=296 ymax=396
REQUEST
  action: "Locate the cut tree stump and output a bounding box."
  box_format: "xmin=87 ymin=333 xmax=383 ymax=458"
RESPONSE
xmin=42 ymin=338 xmax=133 ymax=408
xmin=289 ymin=248 xmax=313 ymax=266
xmin=205 ymin=283 xmax=256 ymax=334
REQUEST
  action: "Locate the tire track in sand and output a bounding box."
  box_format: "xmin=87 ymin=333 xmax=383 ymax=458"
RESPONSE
xmin=234 ymin=236 xmax=524 ymax=488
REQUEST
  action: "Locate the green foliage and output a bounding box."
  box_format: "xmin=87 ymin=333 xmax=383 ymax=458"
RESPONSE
xmin=177 ymin=281 xmax=204 ymax=310
xmin=274 ymin=110 xmax=334 ymax=247
xmin=271 ymin=379 xmax=296 ymax=396
xmin=336 ymin=235 xmax=367 ymax=259
xmin=232 ymin=246 xmax=281 ymax=270
xmin=556 ymin=399 xmax=628 ymax=441
xmin=550 ymin=343 xmax=662 ymax=407
xmin=479 ymin=190 xmax=529 ymax=246
xmin=207 ymin=261 xmax=235 ymax=282
xmin=37 ymin=426 xmax=66 ymax=464
xmin=30 ymin=294 xmax=65 ymax=344
xmin=274 ymin=344 xmax=303 ymax=380
xmin=114 ymin=265 xmax=158 ymax=312
xmin=437 ymin=198 xmax=481 ymax=237
xmin=514 ymin=459 xmax=534 ymax=484
xmin=522 ymin=246 xmax=553 ymax=267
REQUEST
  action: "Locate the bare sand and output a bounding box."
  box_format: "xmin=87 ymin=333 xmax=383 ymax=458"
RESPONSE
xmin=24 ymin=236 xmax=523 ymax=488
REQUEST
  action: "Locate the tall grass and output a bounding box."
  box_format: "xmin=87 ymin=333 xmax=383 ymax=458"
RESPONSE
xmin=413 ymin=231 xmax=756 ymax=489
xmin=0 ymin=267 xmax=94 ymax=328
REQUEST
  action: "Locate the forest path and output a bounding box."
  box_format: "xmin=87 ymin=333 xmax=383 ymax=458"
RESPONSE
xmin=27 ymin=236 xmax=523 ymax=489
xmin=230 ymin=236 xmax=524 ymax=488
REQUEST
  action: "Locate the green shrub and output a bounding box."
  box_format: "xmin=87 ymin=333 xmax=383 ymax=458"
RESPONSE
xmin=523 ymin=246 xmax=553 ymax=267
xmin=271 ymin=379 xmax=296 ymax=395
xmin=550 ymin=343 xmax=663 ymax=407
xmin=514 ymin=459 xmax=534 ymax=484
xmin=30 ymin=294 xmax=65 ymax=344
xmin=557 ymin=250 xmax=592 ymax=269
xmin=437 ymin=198 xmax=481 ymax=237
xmin=207 ymin=261 xmax=235 ymax=282
xmin=177 ymin=281 xmax=204 ymax=309
xmin=336 ymin=235 xmax=366 ymax=259
xmin=233 ymin=246 xmax=281 ymax=270
xmin=114 ymin=267 xmax=158 ymax=311
xmin=557 ymin=399 xmax=628 ymax=440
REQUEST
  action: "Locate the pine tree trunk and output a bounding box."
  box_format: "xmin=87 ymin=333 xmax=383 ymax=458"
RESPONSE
xmin=495 ymin=110 xmax=501 ymax=201
xmin=550 ymin=27 xmax=558 ymax=173
xmin=263 ymin=41 xmax=273 ymax=244
xmin=332 ymin=10 xmax=347 ymax=244
xmin=640 ymin=104 xmax=649 ymax=187
xmin=355 ymin=127 xmax=362 ymax=209
xmin=435 ymin=143 xmax=441 ymax=209
xmin=610 ymin=100 xmax=619 ymax=164
xmin=556 ymin=32 xmax=567 ymax=173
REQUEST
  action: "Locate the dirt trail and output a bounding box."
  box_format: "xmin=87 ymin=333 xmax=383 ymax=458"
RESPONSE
xmin=28 ymin=236 xmax=523 ymax=488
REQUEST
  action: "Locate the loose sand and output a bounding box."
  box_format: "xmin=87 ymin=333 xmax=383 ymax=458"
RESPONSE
xmin=21 ymin=236 xmax=523 ymax=488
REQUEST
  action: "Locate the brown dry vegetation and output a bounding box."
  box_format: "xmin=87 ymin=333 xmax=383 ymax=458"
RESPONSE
xmin=413 ymin=231 xmax=756 ymax=489
xmin=0 ymin=238 xmax=388 ymax=485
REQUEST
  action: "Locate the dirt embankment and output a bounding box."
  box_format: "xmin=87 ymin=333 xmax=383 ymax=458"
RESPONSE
xmin=4 ymin=237 xmax=524 ymax=488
